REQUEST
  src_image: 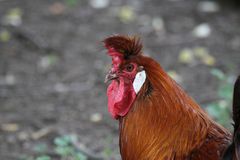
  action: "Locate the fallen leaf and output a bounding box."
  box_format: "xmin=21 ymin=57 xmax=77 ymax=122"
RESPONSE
xmin=193 ymin=47 xmax=209 ymax=58
xmin=49 ymin=2 xmax=65 ymax=15
xmin=31 ymin=127 xmax=52 ymax=140
xmin=178 ymin=48 xmax=195 ymax=64
xmin=38 ymin=55 xmax=58 ymax=69
xmin=3 ymin=8 xmax=23 ymax=26
xmin=18 ymin=131 xmax=30 ymax=141
xmin=118 ymin=6 xmax=135 ymax=23
xmin=152 ymin=17 xmax=164 ymax=32
xmin=5 ymin=74 xmax=16 ymax=85
xmin=197 ymin=1 xmax=220 ymax=13
xmin=1 ymin=123 xmax=19 ymax=132
xmin=192 ymin=23 xmax=211 ymax=38
xmin=201 ymin=55 xmax=215 ymax=66
xmin=90 ymin=0 xmax=109 ymax=9
xmin=90 ymin=113 xmax=103 ymax=123
xmin=194 ymin=47 xmax=215 ymax=66
xmin=0 ymin=30 xmax=11 ymax=42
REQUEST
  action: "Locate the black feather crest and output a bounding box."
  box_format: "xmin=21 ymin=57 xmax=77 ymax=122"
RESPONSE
xmin=103 ymin=35 xmax=143 ymax=59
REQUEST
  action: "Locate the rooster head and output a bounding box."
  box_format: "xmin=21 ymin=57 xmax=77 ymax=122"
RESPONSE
xmin=103 ymin=35 xmax=146 ymax=119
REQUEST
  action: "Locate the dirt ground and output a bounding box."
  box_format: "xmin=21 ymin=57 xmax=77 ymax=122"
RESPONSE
xmin=0 ymin=0 xmax=240 ymax=160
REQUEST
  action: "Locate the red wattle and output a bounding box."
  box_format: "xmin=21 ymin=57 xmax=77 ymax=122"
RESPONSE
xmin=107 ymin=77 xmax=136 ymax=119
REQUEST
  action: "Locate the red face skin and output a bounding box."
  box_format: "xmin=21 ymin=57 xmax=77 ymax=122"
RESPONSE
xmin=106 ymin=48 xmax=138 ymax=119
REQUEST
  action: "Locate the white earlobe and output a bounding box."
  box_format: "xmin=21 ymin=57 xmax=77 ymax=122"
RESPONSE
xmin=133 ymin=70 xmax=146 ymax=94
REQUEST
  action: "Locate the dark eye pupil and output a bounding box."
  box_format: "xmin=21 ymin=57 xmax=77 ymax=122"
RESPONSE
xmin=127 ymin=64 xmax=134 ymax=72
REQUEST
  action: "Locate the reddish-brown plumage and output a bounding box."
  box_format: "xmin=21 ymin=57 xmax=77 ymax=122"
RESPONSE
xmin=104 ymin=35 xmax=232 ymax=160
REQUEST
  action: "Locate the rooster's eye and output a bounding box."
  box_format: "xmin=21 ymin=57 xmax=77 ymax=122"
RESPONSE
xmin=126 ymin=64 xmax=134 ymax=72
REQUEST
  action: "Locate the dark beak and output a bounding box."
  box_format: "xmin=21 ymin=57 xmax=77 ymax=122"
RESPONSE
xmin=105 ymin=70 xmax=118 ymax=83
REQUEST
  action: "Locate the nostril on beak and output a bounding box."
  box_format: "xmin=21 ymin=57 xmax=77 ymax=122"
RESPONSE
xmin=105 ymin=71 xmax=118 ymax=83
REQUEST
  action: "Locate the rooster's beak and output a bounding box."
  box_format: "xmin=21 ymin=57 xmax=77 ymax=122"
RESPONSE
xmin=105 ymin=70 xmax=118 ymax=83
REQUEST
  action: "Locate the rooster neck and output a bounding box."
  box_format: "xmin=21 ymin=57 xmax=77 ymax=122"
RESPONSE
xmin=118 ymin=80 xmax=205 ymax=159
xmin=118 ymin=58 xmax=230 ymax=159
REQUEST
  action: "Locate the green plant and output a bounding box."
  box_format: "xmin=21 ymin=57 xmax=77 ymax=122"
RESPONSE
xmin=64 ymin=0 xmax=79 ymax=7
xmin=205 ymin=68 xmax=234 ymax=129
xmin=54 ymin=135 xmax=87 ymax=160
xmin=25 ymin=135 xmax=87 ymax=160
xmin=19 ymin=155 xmax=34 ymax=160
xmin=33 ymin=143 xmax=48 ymax=153
xmin=36 ymin=156 xmax=51 ymax=160
xmin=102 ymin=136 xmax=113 ymax=158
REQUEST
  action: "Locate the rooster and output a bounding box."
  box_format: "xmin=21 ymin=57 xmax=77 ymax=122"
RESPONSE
xmin=103 ymin=35 xmax=236 ymax=160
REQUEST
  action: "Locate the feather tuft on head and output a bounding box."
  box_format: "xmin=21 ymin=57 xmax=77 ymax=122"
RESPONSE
xmin=103 ymin=35 xmax=143 ymax=59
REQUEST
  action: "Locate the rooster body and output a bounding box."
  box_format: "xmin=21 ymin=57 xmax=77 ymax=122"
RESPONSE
xmin=104 ymin=35 xmax=232 ymax=160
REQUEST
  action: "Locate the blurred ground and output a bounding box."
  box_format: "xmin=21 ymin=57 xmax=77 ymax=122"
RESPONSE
xmin=0 ymin=0 xmax=240 ymax=159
